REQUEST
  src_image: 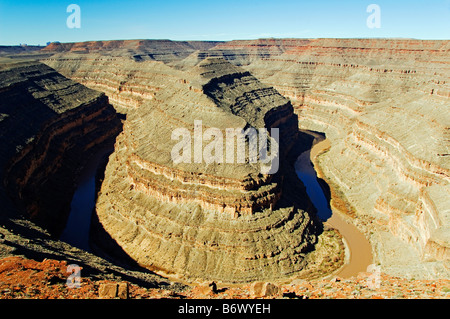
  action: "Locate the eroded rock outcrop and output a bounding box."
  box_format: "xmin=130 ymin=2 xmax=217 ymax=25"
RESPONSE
xmin=0 ymin=59 xmax=122 ymax=235
xmin=92 ymin=57 xmax=343 ymax=283
xmin=41 ymin=38 xmax=449 ymax=279
xmin=44 ymin=53 xmax=185 ymax=114
xmin=209 ymin=38 xmax=449 ymax=278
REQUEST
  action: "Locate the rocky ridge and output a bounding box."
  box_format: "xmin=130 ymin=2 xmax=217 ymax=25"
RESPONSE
xmin=0 ymin=58 xmax=181 ymax=290
xmin=42 ymin=40 xmax=222 ymax=63
xmin=92 ymin=57 xmax=344 ymax=283
xmin=0 ymin=54 xmax=342 ymax=289
xmin=225 ymin=39 xmax=450 ymax=279
xmin=0 ymin=38 xmax=447 ymax=297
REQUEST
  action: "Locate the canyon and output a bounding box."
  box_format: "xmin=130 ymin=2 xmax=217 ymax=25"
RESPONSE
xmin=83 ymin=57 xmax=343 ymax=284
xmin=0 ymin=57 xmax=182 ymax=289
xmin=0 ymin=38 xmax=448 ymax=291
xmin=0 ymin=59 xmax=121 ymax=233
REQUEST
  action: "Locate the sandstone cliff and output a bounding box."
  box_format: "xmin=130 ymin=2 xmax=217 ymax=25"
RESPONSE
xmin=208 ymin=38 xmax=450 ymax=278
xmin=90 ymin=57 xmax=343 ymax=283
xmin=41 ymin=38 xmax=450 ymax=279
xmin=0 ymin=59 xmax=122 ymax=235
xmin=0 ymin=59 xmax=180 ymax=289
xmin=42 ymin=40 xmax=222 ymax=63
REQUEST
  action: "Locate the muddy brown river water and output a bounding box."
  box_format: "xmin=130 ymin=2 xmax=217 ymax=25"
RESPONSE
xmin=295 ymin=138 xmax=373 ymax=278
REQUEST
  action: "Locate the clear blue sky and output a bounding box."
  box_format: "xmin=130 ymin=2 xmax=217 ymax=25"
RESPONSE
xmin=0 ymin=0 xmax=449 ymax=45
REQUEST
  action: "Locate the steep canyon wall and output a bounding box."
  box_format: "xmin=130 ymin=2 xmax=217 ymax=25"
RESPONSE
xmin=208 ymin=38 xmax=450 ymax=278
xmin=51 ymin=55 xmax=344 ymax=283
xmin=0 ymin=59 xmax=122 ymax=235
xmin=42 ymin=38 xmax=450 ymax=279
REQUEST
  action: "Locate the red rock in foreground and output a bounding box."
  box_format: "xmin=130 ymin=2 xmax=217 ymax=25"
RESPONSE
xmin=0 ymin=256 xmax=448 ymax=299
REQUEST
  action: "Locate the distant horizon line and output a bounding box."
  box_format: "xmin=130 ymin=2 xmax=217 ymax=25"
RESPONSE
xmin=3 ymin=36 xmax=449 ymax=47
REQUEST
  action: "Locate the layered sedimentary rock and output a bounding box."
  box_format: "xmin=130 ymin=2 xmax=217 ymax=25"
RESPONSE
xmin=42 ymin=38 xmax=449 ymax=279
xmin=44 ymin=53 xmax=182 ymax=114
xmin=92 ymin=57 xmax=343 ymax=283
xmin=42 ymin=40 xmax=221 ymax=63
xmin=0 ymin=59 xmax=121 ymax=235
xmin=207 ymin=38 xmax=450 ymax=278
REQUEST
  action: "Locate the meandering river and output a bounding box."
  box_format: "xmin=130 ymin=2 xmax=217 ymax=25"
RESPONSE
xmin=61 ymin=136 xmax=372 ymax=278
xmin=295 ymin=138 xmax=373 ymax=278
